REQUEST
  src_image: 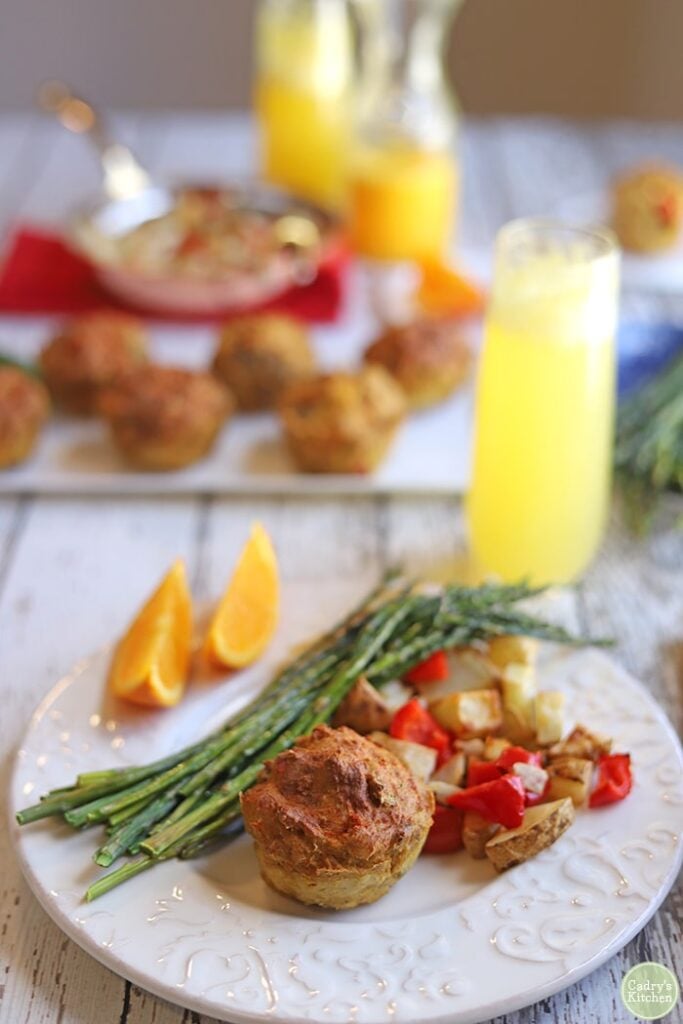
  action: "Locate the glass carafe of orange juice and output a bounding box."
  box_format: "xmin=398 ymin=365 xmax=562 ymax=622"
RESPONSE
xmin=348 ymin=0 xmax=462 ymax=262
xmin=468 ymin=220 xmax=620 ymax=584
xmin=255 ymin=0 xmax=352 ymax=210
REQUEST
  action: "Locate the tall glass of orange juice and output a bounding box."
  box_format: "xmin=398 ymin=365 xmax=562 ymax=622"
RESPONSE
xmin=255 ymin=0 xmax=352 ymax=210
xmin=467 ymin=219 xmax=620 ymax=584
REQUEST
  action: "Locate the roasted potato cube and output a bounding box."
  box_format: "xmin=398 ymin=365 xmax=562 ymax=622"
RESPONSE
xmin=512 ymin=761 xmax=548 ymax=795
xmin=368 ymin=732 xmax=437 ymax=782
xmin=412 ymin=649 xmax=497 ymax=701
xmin=535 ymin=691 xmax=565 ymax=745
xmin=430 ymin=689 xmax=503 ymax=738
xmin=454 ymin=737 xmax=485 ymax=757
xmin=380 ymin=679 xmax=414 ymax=713
xmin=483 ymin=736 xmax=512 ymax=761
xmin=546 ymin=756 xmax=593 ymax=806
xmin=432 ymin=751 xmax=466 ymax=787
xmin=501 ymin=664 xmax=537 ymax=742
xmin=549 ymin=724 xmax=612 ymax=762
xmin=463 ymin=812 xmax=500 ymax=859
xmin=428 ymin=780 xmax=461 ymax=804
xmin=332 ymin=676 xmax=392 ymax=734
xmin=450 ymin=649 xmax=499 ymax=689
xmin=548 ymin=754 xmax=593 ymax=777
xmin=487 ymin=635 xmax=538 ymax=672
xmin=485 ymin=798 xmax=575 ymax=872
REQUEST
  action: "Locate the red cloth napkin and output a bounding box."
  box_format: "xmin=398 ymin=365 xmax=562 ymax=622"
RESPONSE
xmin=0 ymin=227 xmax=348 ymax=323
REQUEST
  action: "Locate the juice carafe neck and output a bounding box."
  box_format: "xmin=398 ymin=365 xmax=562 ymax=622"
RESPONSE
xmin=352 ymin=0 xmax=461 ymax=150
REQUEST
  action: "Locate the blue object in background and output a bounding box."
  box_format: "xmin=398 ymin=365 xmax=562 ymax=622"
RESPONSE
xmin=617 ymin=320 xmax=683 ymax=397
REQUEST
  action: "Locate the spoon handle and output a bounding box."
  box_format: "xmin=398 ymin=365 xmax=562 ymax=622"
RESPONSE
xmin=37 ymin=80 xmax=151 ymax=201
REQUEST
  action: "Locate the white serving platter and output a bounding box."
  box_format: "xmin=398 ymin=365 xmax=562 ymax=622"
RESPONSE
xmin=0 ymin=272 xmax=479 ymax=496
xmin=10 ymin=578 xmax=683 ymax=1024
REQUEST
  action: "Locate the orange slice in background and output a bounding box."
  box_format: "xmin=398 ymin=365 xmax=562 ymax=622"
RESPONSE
xmin=416 ymin=258 xmax=485 ymax=318
xmin=109 ymin=559 xmax=193 ymax=708
xmin=204 ymin=522 xmax=279 ymax=669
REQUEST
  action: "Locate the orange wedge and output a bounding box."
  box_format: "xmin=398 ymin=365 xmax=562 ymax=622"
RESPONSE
xmin=204 ymin=522 xmax=279 ymax=669
xmin=109 ymin=560 xmax=193 ymax=708
xmin=416 ymin=258 xmax=485 ymax=318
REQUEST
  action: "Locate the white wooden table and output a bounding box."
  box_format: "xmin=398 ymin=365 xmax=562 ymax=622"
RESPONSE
xmin=1 ymin=113 xmax=682 ymax=1024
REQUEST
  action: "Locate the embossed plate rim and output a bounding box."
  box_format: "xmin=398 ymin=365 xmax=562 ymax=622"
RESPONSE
xmin=9 ymin=640 xmax=683 ymax=1024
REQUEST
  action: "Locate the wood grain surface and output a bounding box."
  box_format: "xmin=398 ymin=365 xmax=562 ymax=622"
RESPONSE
xmin=0 ymin=114 xmax=681 ymax=1024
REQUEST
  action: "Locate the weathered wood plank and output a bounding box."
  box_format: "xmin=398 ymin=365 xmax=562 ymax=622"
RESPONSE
xmin=3 ymin=113 xmax=163 ymax=227
xmin=0 ymin=497 xmax=24 ymax=592
xmin=202 ymin=495 xmax=382 ymax=597
xmin=142 ymin=111 xmax=256 ymax=181
xmin=0 ymin=114 xmax=52 ymax=235
xmin=126 ymin=984 xmax=223 ymax=1024
xmin=495 ymin=117 xmax=606 ymax=216
xmin=0 ymin=497 xmax=203 ymax=1024
xmin=1 ymin=114 xmax=681 ymax=1024
xmin=580 ymin=508 xmax=683 ymax=730
xmin=458 ymin=119 xmax=511 ymax=249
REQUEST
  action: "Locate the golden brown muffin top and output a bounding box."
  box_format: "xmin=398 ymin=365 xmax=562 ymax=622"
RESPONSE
xmin=613 ymin=162 xmax=683 ymax=198
xmin=216 ymin=314 xmax=313 ymax=362
xmin=40 ymin=311 xmax=148 ymax=386
xmin=99 ymin=365 xmax=233 ymax=440
xmin=365 ymin=317 xmax=471 ymax=376
xmin=213 ymin=314 xmax=315 ymax=411
xmin=242 ymin=725 xmax=434 ymax=872
xmin=0 ymin=367 xmax=50 ymax=431
xmin=280 ymin=366 xmax=405 ymax=442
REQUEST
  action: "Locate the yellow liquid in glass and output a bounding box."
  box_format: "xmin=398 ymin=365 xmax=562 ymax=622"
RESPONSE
xmin=349 ymin=144 xmax=458 ymax=261
xmin=256 ymin=81 xmax=349 ymax=209
xmin=468 ymin=257 xmax=618 ymax=584
xmin=255 ymin=8 xmax=351 ymax=209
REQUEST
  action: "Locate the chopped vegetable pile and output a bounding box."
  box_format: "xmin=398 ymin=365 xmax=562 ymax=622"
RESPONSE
xmin=345 ymin=636 xmax=634 ymax=871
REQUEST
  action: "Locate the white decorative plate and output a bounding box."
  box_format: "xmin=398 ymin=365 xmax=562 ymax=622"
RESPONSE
xmin=10 ymin=587 xmax=683 ymax=1024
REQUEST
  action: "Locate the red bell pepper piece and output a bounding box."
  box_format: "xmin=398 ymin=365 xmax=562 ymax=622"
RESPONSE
xmin=448 ymin=775 xmax=526 ymax=829
xmin=404 ymin=650 xmax=449 ymax=685
xmin=176 ymin=230 xmax=207 ymax=258
xmin=656 ymin=193 xmax=678 ymax=227
xmin=422 ymin=804 xmax=463 ymax=854
xmin=390 ymin=698 xmax=452 ymax=766
xmin=467 ymin=758 xmax=502 ymax=787
xmin=589 ymin=753 xmax=632 ymax=808
xmin=496 ymin=746 xmax=544 ymax=771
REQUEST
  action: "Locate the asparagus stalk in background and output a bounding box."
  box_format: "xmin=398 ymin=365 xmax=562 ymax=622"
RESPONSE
xmin=0 ymin=353 xmax=41 ymax=378
xmin=615 ymin=350 xmax=683 ymax=531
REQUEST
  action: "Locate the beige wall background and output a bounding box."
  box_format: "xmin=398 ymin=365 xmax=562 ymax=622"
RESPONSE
xmin=1 ymin=0 xmax=683 ymax=119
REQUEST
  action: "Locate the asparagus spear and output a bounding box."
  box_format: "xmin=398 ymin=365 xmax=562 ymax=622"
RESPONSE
xmin=615 ymin=350 xmax=683 ymax=529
